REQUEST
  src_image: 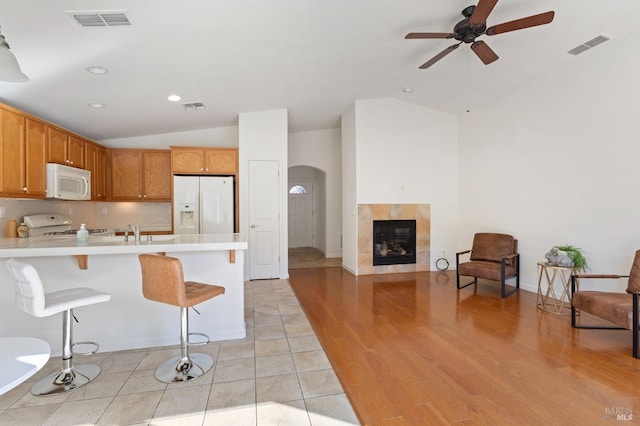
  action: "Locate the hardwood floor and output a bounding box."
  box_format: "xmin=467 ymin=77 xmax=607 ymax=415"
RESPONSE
xmin=289 ymin=268 xmax=640 ymax=425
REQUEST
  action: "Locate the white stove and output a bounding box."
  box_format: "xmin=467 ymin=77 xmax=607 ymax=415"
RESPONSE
xmin=23 ymin=214 xmax=116 ymax=237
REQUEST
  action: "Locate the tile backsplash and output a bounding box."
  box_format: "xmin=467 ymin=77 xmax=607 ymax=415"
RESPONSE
xmin=0 ymin=198 xmax=172 ymax=236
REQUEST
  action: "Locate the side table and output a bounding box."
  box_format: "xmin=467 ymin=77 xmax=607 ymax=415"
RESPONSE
xmin=537 ymin=262 xmax=579 ymax=314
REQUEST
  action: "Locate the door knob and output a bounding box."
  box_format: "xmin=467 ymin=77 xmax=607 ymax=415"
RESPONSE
xmin=250 ymin=224 xmax=257 ymax=228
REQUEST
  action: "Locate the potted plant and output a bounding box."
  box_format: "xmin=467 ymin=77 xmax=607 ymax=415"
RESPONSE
xmin=554 ymin=245 xmax=588 ymax=271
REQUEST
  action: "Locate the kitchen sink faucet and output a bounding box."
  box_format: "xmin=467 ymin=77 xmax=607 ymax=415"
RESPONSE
xmin=125 ymin=224 xmax=140 ymax=242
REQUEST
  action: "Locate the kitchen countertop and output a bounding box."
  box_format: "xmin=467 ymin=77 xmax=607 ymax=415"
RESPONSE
xmin=0 ymin=234 xmax=247 ymax=258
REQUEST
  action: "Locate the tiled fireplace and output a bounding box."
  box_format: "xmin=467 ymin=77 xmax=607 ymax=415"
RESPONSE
xmin=358 ymin=204 xmax=430 ymax=275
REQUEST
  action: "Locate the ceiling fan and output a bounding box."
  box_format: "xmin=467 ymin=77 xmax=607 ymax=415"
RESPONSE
xmin=405 ymin=0 xmax=554 ymax=69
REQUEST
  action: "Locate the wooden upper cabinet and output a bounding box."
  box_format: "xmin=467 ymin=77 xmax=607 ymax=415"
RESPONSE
xmin=171 ymin=147 xmax=237 ymax=174
xmin=111 ymin=149 xmax=171 ymax=201
xmin=85 ymin=142 xmax=107 ymax=200
xmin=0 ymin=109 xmax=27 ymax=196
xmin=143 ymin=150 xmax=171 ymax=200
xmin=24 ymin=119 xmax=48 ymax=197
xmin=205 ymin=149 xmax=237 ymax=173
xmin=47 ymin=127 xmax=85 ymax=168
xmin=67 ymin=135 xmax=85 ymax=168
xmin=0 ymin=109 xmax=48 ymax=198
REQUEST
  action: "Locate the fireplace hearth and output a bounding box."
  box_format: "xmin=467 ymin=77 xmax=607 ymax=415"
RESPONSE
xmin=373 ymin=220 xmax=416 ymax=266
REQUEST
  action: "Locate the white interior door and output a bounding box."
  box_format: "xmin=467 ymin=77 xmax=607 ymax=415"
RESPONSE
xmin=249 ymin=160 xmax=280 ymax=279
xmin=288 ymin=181 xmax=313 ymax=248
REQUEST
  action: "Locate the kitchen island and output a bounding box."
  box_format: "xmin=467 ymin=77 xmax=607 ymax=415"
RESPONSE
xmin=0 ymin=234 xmax=247 ymax=356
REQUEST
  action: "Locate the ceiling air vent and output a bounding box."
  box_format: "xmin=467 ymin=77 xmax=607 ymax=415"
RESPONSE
xmin=69 ymin=11 xmax=131 ymax=27
xmin=568 ymin=34 xmax=611 ymax=56
xmin=182 ymin=102 xmax=206 ymax=111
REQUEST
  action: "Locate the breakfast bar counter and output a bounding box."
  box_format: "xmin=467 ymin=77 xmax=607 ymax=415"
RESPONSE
xmin=0 ymin=234 xmax=248 ymax=356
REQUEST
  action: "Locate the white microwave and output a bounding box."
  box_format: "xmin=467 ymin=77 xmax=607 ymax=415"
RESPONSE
xmin=46 ymin=163 xmax=91 ymax=200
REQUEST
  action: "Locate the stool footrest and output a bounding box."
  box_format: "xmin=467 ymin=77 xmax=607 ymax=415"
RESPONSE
xmin=187 ymin=332 xmax=210 ymax=347
xmin=72 ymin=341 xmax=100 ymax=356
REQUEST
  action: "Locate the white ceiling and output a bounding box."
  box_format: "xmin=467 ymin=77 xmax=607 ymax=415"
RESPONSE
xmin=0 ymin=0 xmax=637 ymax=142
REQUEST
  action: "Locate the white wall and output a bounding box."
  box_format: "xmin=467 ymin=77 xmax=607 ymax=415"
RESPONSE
xmin=458 ymin=34 xmax=640 ymax=294
xmin=288 ymin=128 xmax=342 ymax=257
xmin=342 ymin=98 xmax=459 ymax=273
xmin=341 ymin=106 xmax=358 ymax=273
xmin=99 ymin=126 xmax=239 ymax=148
xmin=238 ymin=109 xmax=289 ymax=279
xmin=340 ymin=99 xmax=459 ymax=273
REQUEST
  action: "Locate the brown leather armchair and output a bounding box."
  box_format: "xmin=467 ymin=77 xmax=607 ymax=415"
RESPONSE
xmin=456 ymin=233 xmax=520 ymax=298
xmin=571 ymin=250 xmax=640 ymax=358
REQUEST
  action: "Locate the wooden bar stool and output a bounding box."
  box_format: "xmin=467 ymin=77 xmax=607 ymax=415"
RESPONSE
xmin=138 ymin=254 xmax=225 ymax=383
xmin=5 ymin=259 xmax=111 ymax=396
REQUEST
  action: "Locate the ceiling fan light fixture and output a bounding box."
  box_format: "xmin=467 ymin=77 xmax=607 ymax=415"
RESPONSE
xmin=0 ymin=29 xmax=28 ymax=83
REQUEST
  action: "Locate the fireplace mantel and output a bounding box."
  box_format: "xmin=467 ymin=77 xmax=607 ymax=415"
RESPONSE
xmin=357 ymin=204 xmax=430 ymax=275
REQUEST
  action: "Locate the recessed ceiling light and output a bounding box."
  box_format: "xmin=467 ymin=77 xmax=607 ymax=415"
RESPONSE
xmin=86 ymin=66 xmax=108 ymax=75
xmin=402 ymin=88 xmax=413 ymax=93
xmin=88 ymin=103 xmax=105 ymax=108
xmin=168 ymin=94 xmax=181 ymax=102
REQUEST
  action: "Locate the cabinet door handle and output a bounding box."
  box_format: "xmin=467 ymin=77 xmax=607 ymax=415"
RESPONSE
xmin=22 ymin=187 xmax=27 ymax=192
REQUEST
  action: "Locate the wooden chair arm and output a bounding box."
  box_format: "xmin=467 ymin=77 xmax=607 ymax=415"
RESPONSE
xmin=571 ymin=273 xmax=629 ymax=296
xmin=574 ymin=274 xmax=629 ymax=280
xmin=504 ymin=253 xmax=519 ymax=260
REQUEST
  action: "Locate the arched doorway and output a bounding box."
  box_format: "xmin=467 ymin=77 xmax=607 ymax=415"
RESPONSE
xmin=288 ymin=165 xmax=339 ymax=268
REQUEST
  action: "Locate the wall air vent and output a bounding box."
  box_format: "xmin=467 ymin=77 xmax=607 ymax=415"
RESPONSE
xmin=182 ymin=102 xmax=206 ymax=111
xmin=568 ymin=34 xmax=611 ymax=55
xmin=68 ymin=11 xmax=131 ymax=27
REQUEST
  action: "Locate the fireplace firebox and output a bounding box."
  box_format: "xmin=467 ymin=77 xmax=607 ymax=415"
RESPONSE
xmin=372 ymin=220 xmax=416 ymax=266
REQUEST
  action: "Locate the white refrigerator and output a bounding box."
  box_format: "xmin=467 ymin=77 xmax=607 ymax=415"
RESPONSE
xmin=173 ymin=176 xmax=235 ymax=234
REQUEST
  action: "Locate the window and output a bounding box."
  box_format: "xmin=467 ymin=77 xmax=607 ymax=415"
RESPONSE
xmin=289 ymin=185 xmax=308 ymax=194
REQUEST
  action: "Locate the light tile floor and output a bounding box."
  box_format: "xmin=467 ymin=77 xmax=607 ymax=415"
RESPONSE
xmin=0 ymin=280 xmax=360 ymax=426
xmin=288 ymin=248 xmax=342 ymax=269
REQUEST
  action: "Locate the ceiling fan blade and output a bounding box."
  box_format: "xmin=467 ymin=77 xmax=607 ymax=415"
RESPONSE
xmin=486 ymin=11 xmax=555 ymax=36
xmin=469 ymin=0 xmax=499 ymax=27
xmin=419 ymin=44 xmax=460 ymax=69
xmin=471 ymin=41 xmax=498 ymax=65
xmin=405 ymin=32 xmax=454 ymax=39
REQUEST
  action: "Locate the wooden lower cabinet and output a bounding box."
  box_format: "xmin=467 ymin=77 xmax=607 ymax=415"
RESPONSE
xmin=110 ymin=149 xmax=171 ymax=201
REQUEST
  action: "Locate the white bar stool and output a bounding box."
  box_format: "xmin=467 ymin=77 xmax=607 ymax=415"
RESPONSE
xmin=138 ymin=254 xmax=225 ymax=383
xmin=5 ymin=259 xmax=111 ymax=396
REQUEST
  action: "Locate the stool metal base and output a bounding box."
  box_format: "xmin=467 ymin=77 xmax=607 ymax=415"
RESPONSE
xmin=155 ymin=353 xmax=213 ymax=383
xmin=30 ymin=364 xmax=101 ymax=396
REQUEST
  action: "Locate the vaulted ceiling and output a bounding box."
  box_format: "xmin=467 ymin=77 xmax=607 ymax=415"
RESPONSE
xmin=1 ymin=0 xmax=637 ymax=141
